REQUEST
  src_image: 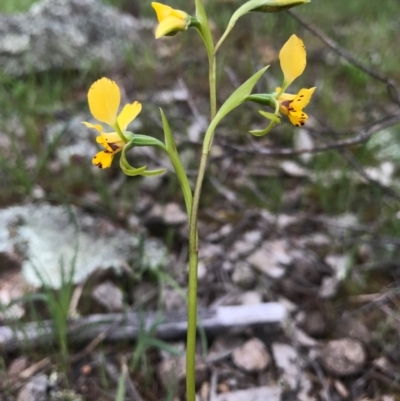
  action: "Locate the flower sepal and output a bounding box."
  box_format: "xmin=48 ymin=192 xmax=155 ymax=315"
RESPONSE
xmin=250 ymin=111 xmax=281 ymax=136
xmin=246 ymin=94 xmax=276 ymax=108
xmin=119 ymin=138 xmax=166 ymax=177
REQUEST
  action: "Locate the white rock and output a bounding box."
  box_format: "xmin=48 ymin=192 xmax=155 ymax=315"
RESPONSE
xmin=164 ymin=202 xmax=187 ymax=225
xmin=240 ymin=291 xmax=262 ymax=305
xmin=248 ymin=240 xmax=292 ymax=279
xmin=320 ymin=338 xmax=366 ymax=376
xmin=232 ymin=338 xmax=270 ymax=372
xmin=272 ymin=343 xmax=313 ymax=399
xmin=231 ymin=262 xmax=256 ymax=288
xmin=92 ymin=281 xmax=124 ymax=312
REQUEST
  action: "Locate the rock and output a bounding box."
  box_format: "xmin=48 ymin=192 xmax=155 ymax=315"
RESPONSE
xmin=162 ymin=287 xmax=185 ymax=312
xmin=0 ymin=270 xmax=30 ymax=320
xmin=231 ymin=262 xmax=256 ymax=289
xmin=207 ymin=335 xmax=243 ymax=363
xmin=272 ymin=343 xmax=313 ymax=400
xmin=0 ymin=0 xmax=140 ymax=76
xmin=334 ymin=316 xmax=371 ymax=345
xmin=232 ymin=338 xmax=270 ymax=372
xmin=248 ymin=240 xmax=292 ymax=279
xmin=0 ymin=204 xmax=166 ymax=288
xmin=239 ymin=291 xmax=262 ymax=305
xmin=325 ymin=254 xmax=351 ymax=280
xmin=302 ymin=310 xmax=328 ymax=338
xmin=318 ymin=276 xmax=340 ymax=299
xmin=214 ymin=386 xmax=281 ymax=401
xmin=320 ymin=338 xmax=366 ymax=376
xmin=157 ymin=352 xmax=207 ymax=389
xmin=8 ymin=356 xmax=29 ymax=378
xmin=163 ymin=202 xmax=187 ymax=225
xmin=92 ymin=281 xmax=124 ymax=312
xmin=17 ymin=374 xmax=50 ymax=401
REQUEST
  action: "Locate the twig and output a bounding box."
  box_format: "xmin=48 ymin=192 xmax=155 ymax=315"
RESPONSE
xmin=0 ymin=303 xmax=286 ymax=353
xmin=219 ymin=114 xmax=400 ymax=156
xmin=287 ymin=10 xmax=400 ymax=106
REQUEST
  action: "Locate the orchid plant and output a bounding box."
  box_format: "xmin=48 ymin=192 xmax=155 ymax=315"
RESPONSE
xmin=83 ymin=1 xmax=314 ymax=400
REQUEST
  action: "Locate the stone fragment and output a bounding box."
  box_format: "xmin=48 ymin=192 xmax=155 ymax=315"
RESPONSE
xmin=239 ymin=291 xmax=262 ymax=305
xmin=163 ymin=202 xmax=187 ymax=225
xmin=214 ymin=386 xmax=281 ymax=401
xmin=162 ymin=287 xmax=185 ymax=312
xmin=207 ymin=335 xmax=243 ymax=363
xmin=302 ymin=310 xmax=328 ymax=338
xmin=248 ymin=240 xmax=292 ymax=279
xmin=231 ymin=262 xmax=256 ymax=289
xmin=334 ymin=316 xmax=371 ymax=345
xmin=17 ymin=374 xmax=50 ymax=401
xmin=157 ymin=351 xmax=207 ymax=389
xmin=232 ymin=338 xmax=270 ymax=372
xmin=272 ymin=343 xmax=313 ymax=400
xmin=8 ymin=356 xmax=29 ymax=379
xmin=92 ymin=281 xmax=124 ymax=312
xmin=320 ymin=338 xmax=366 ymax=376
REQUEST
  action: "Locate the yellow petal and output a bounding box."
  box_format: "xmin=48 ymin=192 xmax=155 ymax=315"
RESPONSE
xmin=155 ymin=16 xmax=188 ymax=38
xmin=152 ymin=2 xmax=173 ymax=22
xmin=96 ymin=135 xmax=113 ymax=152
xmin=276 ymin=87 xmax=296 ymax=101
xmin=117 ymin=101 xmax=142 ymax=131
xmin=288 ymin=87 xmax=316 ymax=111
xmin=279 ymin=35 xmax=306 ymax=87
xmin=152 ymin=2 xmax=187 ymax=22
xmin=82 ymin=121 xmax=103 ymax=133
xmin=88 ymin=78 xmax=120 ymax=126
xmin=288 ymin=110 xmax=308 ymax=127
xmin=101 ymin=132 xmax=124 ymax=144
xmin=92 ymin=150 xmax=114 ymax=169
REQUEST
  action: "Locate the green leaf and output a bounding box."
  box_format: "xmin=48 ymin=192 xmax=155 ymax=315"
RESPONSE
xmin=204 ymin=66 xmax=269 ymax=151
xmin=159 ymin=109 xmax=176 ymax=153
xmin=160 ymin=108 xmax=193 ymax=215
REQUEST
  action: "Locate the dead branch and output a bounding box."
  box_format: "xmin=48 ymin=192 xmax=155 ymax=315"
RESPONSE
xmin=0 ymin=303 xmax=286 ymax=353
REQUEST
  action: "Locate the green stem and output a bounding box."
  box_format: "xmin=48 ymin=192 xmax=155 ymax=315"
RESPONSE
xmin=209 ymin=56 xmax=217 ymax=119
xmin=186 ymin=52 xmax=217 ymax=401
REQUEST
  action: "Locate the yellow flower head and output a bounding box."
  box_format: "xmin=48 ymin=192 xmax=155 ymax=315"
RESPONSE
xmin=152 ymin=2 xmax=190 ymax=39
xmin=83 ymin=77 xmax=142 ymax=168
xmin=279 ymin=34 xmax=306 ymax=89
xmin=276 ymin=87 xmax=316 ymax=127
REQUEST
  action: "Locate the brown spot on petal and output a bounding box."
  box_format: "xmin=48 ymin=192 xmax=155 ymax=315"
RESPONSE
xmin=108 ymin=143 xmax=120 ymax=152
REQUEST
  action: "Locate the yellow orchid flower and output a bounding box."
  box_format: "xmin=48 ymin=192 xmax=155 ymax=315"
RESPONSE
xmin=275 ymin=35 xmax=316 ymax=126
xmin=83 ymin=77 xmax=142 ymax=169
xmin=152 ymin=2 xmax=190 ymax=39
xmin=276 ymin=87 xmax=316 ymax=127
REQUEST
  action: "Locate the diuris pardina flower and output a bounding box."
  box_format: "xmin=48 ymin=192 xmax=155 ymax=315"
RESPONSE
xmin=82 ymin=77 xmax=142 ymax=169
xmin=247 ymin=34 xmax=316 ymax=134
xmin=277 ymin=34 xmax=316 ymax=127
xmin=152 ymin=2 xmax=191 ymax=39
